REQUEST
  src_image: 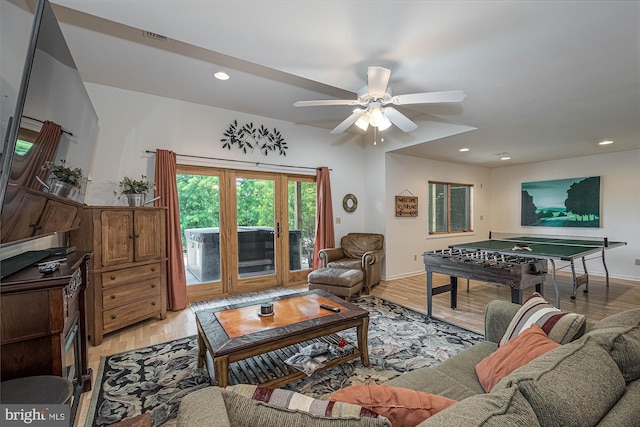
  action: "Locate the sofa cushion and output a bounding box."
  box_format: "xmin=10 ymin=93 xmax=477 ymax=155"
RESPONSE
xmin=384 ymin=364 xmax=481 ymax=402
xmin=417 ymin=386 xmax=540 ymax=427
xmin=580 ymin=308 xmax=640 ymax=383
xmin=495 ymin=340 xmax=626 ymax=427
xmin=222 ymin=384 xmax=390 ymax=427
xmin=177 ymin=386 xmax=231 ymax=427
xmin=595 ymin=379 xmax=640 ymax=427
xmin=432 ymin=340 xmax=497 ymax=396
xmin=499 ymin=292 xmax=586 ymax=346
xmin=475 ymin=324 xmax=560 ymax=392
xmin=329 ymin=385 xmax=456 ymax=427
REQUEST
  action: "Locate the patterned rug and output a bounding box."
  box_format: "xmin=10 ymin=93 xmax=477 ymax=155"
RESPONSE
xmin=86 ymin=295 xmax=483 ymax=427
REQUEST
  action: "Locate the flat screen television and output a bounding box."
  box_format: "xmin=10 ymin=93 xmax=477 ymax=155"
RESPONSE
xmin=0 ymin=0 xmax=98 ymax=250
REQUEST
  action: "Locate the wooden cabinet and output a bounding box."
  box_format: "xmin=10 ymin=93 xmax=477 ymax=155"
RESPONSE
xmin=1 ymin=188 xmax=81 ymax=243
xmin=0 ymin=253 xmax=92 ymax=424
xmin=70 ymin=207 xmax=167 ymax=345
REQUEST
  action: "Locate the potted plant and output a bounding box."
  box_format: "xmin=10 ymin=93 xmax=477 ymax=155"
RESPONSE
xmin=42 ymin=160 xmax=83 ymax=199
xmin=116 ymin=175 xmax=154 ymax=206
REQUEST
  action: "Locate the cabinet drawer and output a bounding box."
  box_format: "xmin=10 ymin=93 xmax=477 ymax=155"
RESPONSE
xmin=102 ymin=263 xmax=161 ymax=288
xmin=102 ymin=279 xmax=161 ymax=310
xmin=102 ymin=295 xmax=162 ymax=331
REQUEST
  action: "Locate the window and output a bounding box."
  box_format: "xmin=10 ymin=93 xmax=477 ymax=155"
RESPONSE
xmin=428 ymin=182 xmax=473 ymax=234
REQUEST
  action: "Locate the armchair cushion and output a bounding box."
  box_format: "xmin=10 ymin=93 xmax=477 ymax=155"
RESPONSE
xmin=341 ymin=233 xmax=384 ymax=259
xmin=328 ymin=259 xmax=362 ymax=270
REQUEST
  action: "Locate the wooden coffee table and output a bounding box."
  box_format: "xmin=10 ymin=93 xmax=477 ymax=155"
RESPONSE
xmin=195 ymin=289 xmax=370 ymax=388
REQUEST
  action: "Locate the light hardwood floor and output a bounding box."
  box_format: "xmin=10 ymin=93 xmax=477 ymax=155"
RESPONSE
xmin=76 ymin=272 xmax=639 ymax=426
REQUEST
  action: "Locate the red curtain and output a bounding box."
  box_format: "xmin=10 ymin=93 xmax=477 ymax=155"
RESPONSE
xmin=14 ymin=121 xmax=62 ymax=190
xmin=312 ymin=166 xmax=335 ymax=270
xmin=154 ymin=149 xmax=187 ymax=310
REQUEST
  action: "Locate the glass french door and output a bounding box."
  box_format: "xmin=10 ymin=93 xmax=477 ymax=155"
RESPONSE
xmin=177 ymin=165 xmax=316 ymax=301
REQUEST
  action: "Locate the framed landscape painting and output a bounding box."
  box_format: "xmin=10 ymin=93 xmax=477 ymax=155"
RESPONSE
xmin=521 ymin=176 xmax=600 ymax=228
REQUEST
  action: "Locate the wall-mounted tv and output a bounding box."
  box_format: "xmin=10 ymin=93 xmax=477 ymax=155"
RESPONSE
xmin=0 ymin=0 xmax=98 ymax=248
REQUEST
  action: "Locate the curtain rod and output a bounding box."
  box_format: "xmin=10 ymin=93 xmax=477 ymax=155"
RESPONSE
xmin=23 ymin=116 xmax=73 ymax=136
xmin=144 ymin=150 xmax=330 ymax=171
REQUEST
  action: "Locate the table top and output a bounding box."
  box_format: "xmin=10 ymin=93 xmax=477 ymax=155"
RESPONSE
xmin=195 ymin=289 xmax=368 ymax=357
xmin=450 ymin=235 xmax=626 ymax=261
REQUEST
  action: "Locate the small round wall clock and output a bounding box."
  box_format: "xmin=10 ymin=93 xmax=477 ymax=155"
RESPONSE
xmin=342 ymin=193 xmax=358 ymax=213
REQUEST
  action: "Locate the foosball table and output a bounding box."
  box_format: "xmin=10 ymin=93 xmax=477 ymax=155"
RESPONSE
xmin=423 ymin=249 xmax=548 ymax=317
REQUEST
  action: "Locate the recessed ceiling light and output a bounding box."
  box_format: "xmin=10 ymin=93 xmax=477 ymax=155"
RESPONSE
xmin=459 ymin=148 xmax=470 ymax=152
xmin=598 ymin=140 xmax=614 ymax=145
xmin=500 ymin=156 xmax=511 ymax=160
xmin=213 ymin=71 xmax=230 ymax=80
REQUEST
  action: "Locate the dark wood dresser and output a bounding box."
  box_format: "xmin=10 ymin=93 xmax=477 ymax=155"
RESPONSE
xmin=0 ymin=252 xmax=92 ymax=422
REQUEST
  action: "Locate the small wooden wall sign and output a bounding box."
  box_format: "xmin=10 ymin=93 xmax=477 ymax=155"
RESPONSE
xmin=396 ymin=196 xmax=418 ymax=217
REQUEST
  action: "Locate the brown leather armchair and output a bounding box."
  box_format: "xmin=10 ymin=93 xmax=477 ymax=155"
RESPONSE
xmin=318 ymin=233 xmax=385 ymax=293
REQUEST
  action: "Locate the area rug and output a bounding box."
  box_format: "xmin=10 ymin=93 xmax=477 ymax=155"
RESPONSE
xmin=188 ymin=287 xmax=300 ymax=313
xmin=86 ymin=295 xmax=483 ymax=427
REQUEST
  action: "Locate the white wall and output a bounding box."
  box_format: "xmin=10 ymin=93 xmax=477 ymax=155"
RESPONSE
xmin=383 ymin=153 xmax=492 ymax=279
xmin=70 ymin=84 xmax=640 ymax=283
xmin=83 ymin=83 xmax=370 ymax=242
xmin=490 ymin=150 xmax=640 ymax=280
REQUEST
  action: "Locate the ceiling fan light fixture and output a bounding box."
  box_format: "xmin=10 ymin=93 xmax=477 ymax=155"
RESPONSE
xmin=377 ymin=114 xmax=392 ymax=131
xmin=294 ymin=66 xmax=465 ymax=135
xmin=369 ymin=107 xmax=384 ymax=126
xmin=355 ymin=113 xmax=370 ymax=131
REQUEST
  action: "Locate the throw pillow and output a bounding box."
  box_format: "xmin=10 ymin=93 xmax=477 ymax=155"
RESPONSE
xmin=499 ymin=292 xmax=586 ymax=346
xmin=329 ymin=384 xmax=457 ymax=427
xmin=223 ymin=384 xmax=389 ymax=427
xmin=476 ymin=324 xmax=560 ymax=392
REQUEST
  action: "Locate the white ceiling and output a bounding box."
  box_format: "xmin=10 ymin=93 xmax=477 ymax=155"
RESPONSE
xmin=48 ymin=0 xmax=639 ymax=168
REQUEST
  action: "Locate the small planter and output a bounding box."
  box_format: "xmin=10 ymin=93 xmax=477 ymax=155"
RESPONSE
xmin=126 ymin=194 xmax=145 ymax=207
xmin=48 ymin=179 xmax=77 ymax=199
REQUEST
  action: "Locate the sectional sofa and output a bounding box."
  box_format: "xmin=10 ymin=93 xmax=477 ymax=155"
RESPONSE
xmin=177 ymin=298 xmax=640 ymax=426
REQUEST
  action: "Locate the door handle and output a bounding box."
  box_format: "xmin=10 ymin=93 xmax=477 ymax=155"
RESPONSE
xmin=276 ymin=222 xmax=281 ymax=238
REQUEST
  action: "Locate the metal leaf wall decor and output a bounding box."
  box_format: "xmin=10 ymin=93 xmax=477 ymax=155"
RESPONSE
xmin=221 ymin=120 xmax=288 ymax=156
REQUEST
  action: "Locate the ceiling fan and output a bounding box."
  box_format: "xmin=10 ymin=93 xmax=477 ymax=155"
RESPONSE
xmin=294 ymin=66 xmax=466 ymax=134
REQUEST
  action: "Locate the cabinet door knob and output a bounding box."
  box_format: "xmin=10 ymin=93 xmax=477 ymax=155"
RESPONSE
xmin=129 ymin=234 xmax=135 ymax=239
xmin=151 ymin=267 xmax=156 ymax=272
xmin=151 ymin=283 xmax=156 ymax=288
xmin=111 ymin=295 xmax=116 ymax=299
xmin=111 ymin=275 xmax=116 ymax=280
xmin=111 ymin=314 xmax=117 ymax=319
xmin=151 ymin=301 xmax=156 ymax=306
xmin=134 ymin=234 xmax=140 ymax=238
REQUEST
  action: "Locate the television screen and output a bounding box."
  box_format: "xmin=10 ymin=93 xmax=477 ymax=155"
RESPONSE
xmin=0 ymin=0 xmax=98 ymax=247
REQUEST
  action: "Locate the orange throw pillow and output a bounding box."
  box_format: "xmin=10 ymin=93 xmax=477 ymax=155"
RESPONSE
xmin=476 ymin=323 xmax=560 ymax=392
xmin=328 ymin=384 xmax=456 ymax=427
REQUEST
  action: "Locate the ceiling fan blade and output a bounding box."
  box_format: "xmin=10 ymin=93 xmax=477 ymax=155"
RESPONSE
xmin=330 ymin=109 xmax=365 ymax=134
xmin=367 ymin=67 xmax=391 ymax=97
xmin=383 ymin=107 xmax=418 ymax=132
xmin=388 ymin=90 xmax=466 ymax=105
xmin=294 ymin=99 xmax=360 ymax=107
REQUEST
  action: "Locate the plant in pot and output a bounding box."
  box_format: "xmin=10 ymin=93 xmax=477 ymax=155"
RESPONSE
xmin=42 ymin=160 xmax=83 ymax=199
xmin=116 ymin=175 xmax=154 ymax=206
